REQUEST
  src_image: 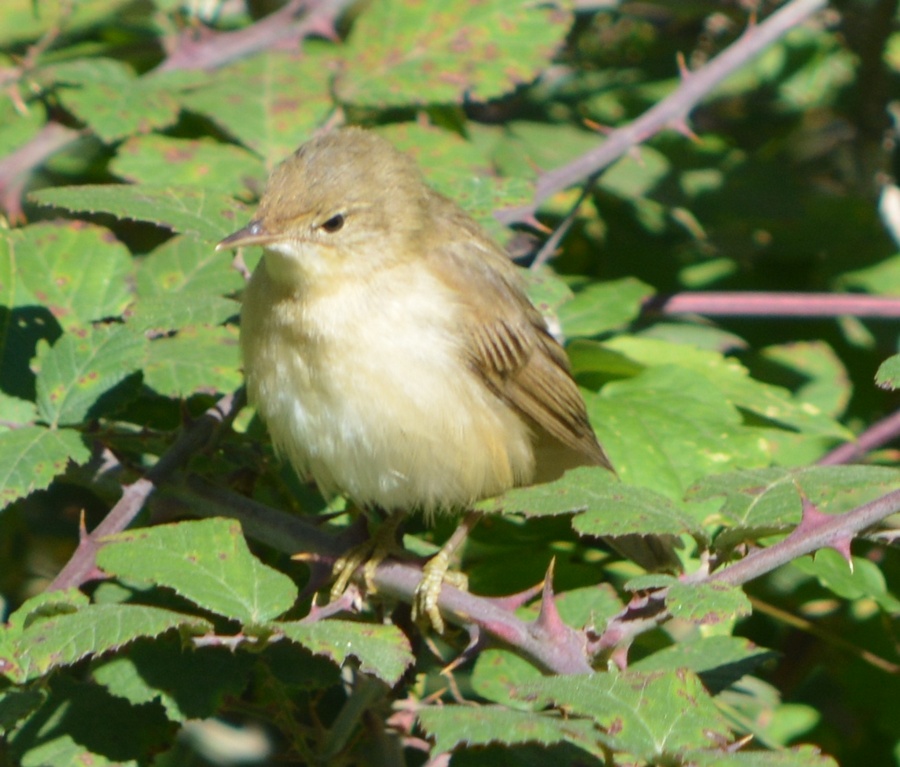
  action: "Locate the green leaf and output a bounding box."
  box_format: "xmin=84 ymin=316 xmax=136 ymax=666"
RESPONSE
xmin=144 ymin=324 xmax=241 ymax=398
xmin=376 ymin=123 xmax=533 ymax=234
xmin=180 ymin=48 xmax=334 ymax=164
xmin=278 ymin=620 xmax=414 ymax=686
xmin=0 ymin=426 xmax=90 ymax=509
xmin=759 ymin=341 xmax=851 ymax=418
xmin=689 ymin=465 xmax=900 ymax=547
xmin=416 ymin=705 xmax=600 ymax=756
xmin=1 ymin=603 xmax=211 ymax=683
xmin=129 ymin=295 xmax=238 ymax=335
xmin=479 ymin=466 xmax=701 ymax=538
xmin=792 ymin=549 xmax=900 ymax=611
xmin=42 ymin=59 xmax=179 ymax=142
xmin=587 ymin=365 xmax=769 ymax=499
xmin=112 ymin=136 xmax=264 ymax=196
xmin=558 ymin=278 xmax=654 ymax=338
xmin=630 ymin=635 xmax=777 ymax=694
xmin=685 ymin=746 xmax=838 ymax=767
xmin=666 ymin=580 xmax=752 ymax=625
xmin=875 ymin=353 xmax=900 ymax=390
xmin=0 ymin=0 xmax=131 ymax=47
xmin=9 ymin=222 xmax=134 ymax=331
xmin=136 ymin=234 xmax=244 ymax=301
xmin=517 ymin=670 xmax=731 ymax=761
xmin=34 ymin=325 xmax=146 ymax=427
xmin=92 ymin=638 xmax=254 ymax=722
xmin=337 ymin=0 xmax=573 ymax=107
xmin=603 ymin=336 xmax=850 ymax=439
xmin=8 ymin=675 xmax=173 ymax=767
xmin=31 ymin=184 xmax=249 ymax=244
xmin=97 ymin=518 xmax=298 ymax=624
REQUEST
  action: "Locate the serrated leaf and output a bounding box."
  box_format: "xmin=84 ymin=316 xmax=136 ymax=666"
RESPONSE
xmin=42 ymin=59 xmax=179 ymax=142
xmin=34 ymin=325 xmax=146 ymax=427
xmin=337 ymin=0 xmax=573 ymax=107
xmin=97 ymin=518 xmax=297 ymax=624
xmin=278 ymin=620 xmax=413 ymax=685
xmin=136 ymin=234 xmax=243 ymax=300
xmin=92 ymin=638 xmax=254 ymax=722
xmin=688 ymin=465 xmax=900 ymax=546
xmin=9 ymin=221 xmax=134 ymax=331
xmin=0 ymin=426 xmax=90 ymax=509
xmin=180 ymin=48 xmax=334 ymax=164
xmin=479 ymin=466 xmax=701 ymax=538
xmin=31 ymin=184 xmax=250 ymax=244
xmin=112 ymin=136 xmax=264 ymax=196
xmin=558 ymin=278 xmax=654 ymax=338
xmin=666 ymin=580 xmax=752 ymax=625
xmin=587 ymin=365 xmax=769 ymax=499
xmin=0 ymin=393 xmax=37 ymax=431
xmin=376 ymin=123 xmax=532 ymax=234
xmin=1 ymin=604 xmax=211 ymax=683
xmin=416 ymin=705 xmax=600 ymax=756
xmin=630 ymin=635 xmax=777 ymax=694
xmin=875 ymin=353 xmax=900 ymax=390
xmin=129 ymin=295 xmax=238 ymax=335
xmin=603 ymin=336 xmax=850 ymax=439
xmin=144 ymin=324 xmax=241 ymax=397
xmin=517 ymin=670 xmax=731 ymax=761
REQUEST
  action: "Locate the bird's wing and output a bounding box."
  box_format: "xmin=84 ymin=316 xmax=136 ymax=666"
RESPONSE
xmin=428 ymin=206 xmax=613 ymax=472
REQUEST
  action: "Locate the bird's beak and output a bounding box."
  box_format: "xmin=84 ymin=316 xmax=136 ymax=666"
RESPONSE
xmin=216 ymin=220 xmax=280 ymax=250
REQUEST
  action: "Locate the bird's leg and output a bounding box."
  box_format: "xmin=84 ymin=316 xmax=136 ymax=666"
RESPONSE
xmin=330 ymin=510 xmax=406 ymax=601
xmin=412 ymin=511 xmax=480 ymax=634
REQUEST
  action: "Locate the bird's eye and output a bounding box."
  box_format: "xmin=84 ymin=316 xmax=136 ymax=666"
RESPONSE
xmin=320 ymin=214 xmax=345 ymax=233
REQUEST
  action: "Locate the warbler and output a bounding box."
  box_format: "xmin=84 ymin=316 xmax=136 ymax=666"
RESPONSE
xmin=218 ymin=127 xmax=613 ymax=630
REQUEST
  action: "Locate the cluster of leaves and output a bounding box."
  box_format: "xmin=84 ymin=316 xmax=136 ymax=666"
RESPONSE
xmin=0 ymin=0 xmax=898 ymax=766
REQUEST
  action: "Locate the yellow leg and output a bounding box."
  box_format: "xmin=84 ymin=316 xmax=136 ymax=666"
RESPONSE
xmin=412 ymin=512 xmax=479 ymax=634
xmin=329 ymin=512 xmax=406 ymax=601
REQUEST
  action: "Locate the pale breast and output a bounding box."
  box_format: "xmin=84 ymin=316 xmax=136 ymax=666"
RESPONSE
xmin=240 ymin=260 xmax=536 ymax=514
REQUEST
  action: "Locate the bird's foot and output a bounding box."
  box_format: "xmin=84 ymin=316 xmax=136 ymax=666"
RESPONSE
xmin=329 ymin=512 xmax=406 ymax=601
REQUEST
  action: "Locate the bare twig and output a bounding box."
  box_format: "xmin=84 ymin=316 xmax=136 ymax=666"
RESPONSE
xmin=153 ymin=0 xmax=352 ymax=73
xmin=47 ymin=389 xmax=245 ymax=591
xmin=646 ymin=291 xmax=900 ymax=318
xmin=818 ymin=408 xmax=900 ymax=465
xmin=499 ymin=0 xmax=828 ymax=225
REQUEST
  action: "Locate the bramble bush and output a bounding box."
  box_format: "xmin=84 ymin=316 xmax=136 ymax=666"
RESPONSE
xmin=0 ymin=1 xmax=898 ymax=765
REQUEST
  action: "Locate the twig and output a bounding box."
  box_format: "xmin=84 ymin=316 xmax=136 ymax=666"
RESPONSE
xmin=498 ymin=0 xmax=828 ymax=225
xmin=818 ymin=408 xmax=900 ymax=465
xmin=153 ymin=0 xmax=352 ymax=73
xmin=646 ymin=291 xmax=900 ymax=318
xmin=47 ymin=390 xmax=245 ymax=591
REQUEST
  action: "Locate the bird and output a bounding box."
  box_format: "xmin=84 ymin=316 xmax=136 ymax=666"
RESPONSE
xmin=217 ymin=127 xmax=614 ymax=631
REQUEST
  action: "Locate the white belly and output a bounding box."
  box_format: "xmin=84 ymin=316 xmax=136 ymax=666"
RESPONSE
xmin=240 ymin=260 xmax=535 ymax=514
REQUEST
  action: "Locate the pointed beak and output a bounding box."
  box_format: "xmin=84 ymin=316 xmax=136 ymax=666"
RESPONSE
xmin=216 ymin=220 xmax=280 ymax=251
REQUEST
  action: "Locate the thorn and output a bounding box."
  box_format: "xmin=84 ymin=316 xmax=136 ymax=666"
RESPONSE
xmin=831 ymin=535 xmax=854 ymax=568
xmin=522 ymin=215 xmax=552 ymax=234
xmin=676 ymin=50 xmax=690 ymax=79
xmin=485 ymin=581 xmax=543 ymax=612
xmin=610 ymin=646 xmax=629 ymax=670
xmin=582 ymin=118 xmax=613 ymax=135
xmin=78 ymin=510 xmax=89 ymax=544
xmin=534 ymin=558 xmax=566 ymax=637
xmin=792 ymin=491 xmax=855 ymax=565
xmin=726 ymin=734 xmax=754 ymax=753
xmin=670 ymin=118 xmax=702 ymax=144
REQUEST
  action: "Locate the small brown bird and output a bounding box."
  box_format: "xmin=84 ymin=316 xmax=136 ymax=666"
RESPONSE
xmin=218 ymin=127 xmax=613 ymax=629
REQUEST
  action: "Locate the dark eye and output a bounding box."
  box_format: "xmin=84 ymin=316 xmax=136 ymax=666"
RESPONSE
xmin=320 ymin=214 xmax=345 ymax=233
